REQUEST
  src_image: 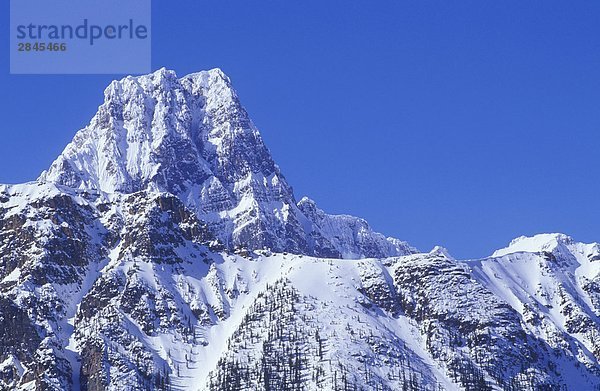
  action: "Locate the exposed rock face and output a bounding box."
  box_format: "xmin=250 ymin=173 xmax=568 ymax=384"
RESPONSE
xmin=0 ymin=183 xmax=105 ymax=390
xmin=0 ymin=69 xmax=599 ymax=390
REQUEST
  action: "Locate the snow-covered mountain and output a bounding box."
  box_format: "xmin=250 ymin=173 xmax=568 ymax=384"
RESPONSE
xmin=1 ymin=69 xmax=599 ymax=390
xmin=38 ymin=68 xmax=411 ymax=260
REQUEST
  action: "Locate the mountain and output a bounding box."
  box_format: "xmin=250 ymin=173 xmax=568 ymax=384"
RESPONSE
xmin=38 ymin=68 xmax=412 ymax=260
xmin=1 ymin=69 xmax=599 ymax=390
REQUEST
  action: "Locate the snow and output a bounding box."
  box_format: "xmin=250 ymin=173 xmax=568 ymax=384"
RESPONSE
xmin=469 ymin=234 xmax=600 ymax=380
xmin=59 ymin=247 xmax=467 ymax=390
xmin=3 ymin=182 xmax=600 ymax=389
xmin=0 ymin=355 xmax=25 ymax=378
xmin=492 ymin=233 xmax=574 ymax=257
xmin=2 ymin=267 xmax=21 ymax=283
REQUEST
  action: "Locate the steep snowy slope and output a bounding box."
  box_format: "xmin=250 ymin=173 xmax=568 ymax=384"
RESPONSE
xmin=470 ymin=234 xmax=600 ymax=371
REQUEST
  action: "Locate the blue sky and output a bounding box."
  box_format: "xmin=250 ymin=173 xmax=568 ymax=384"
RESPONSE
xmin=1 ymin=1 xmax=599 ymax=258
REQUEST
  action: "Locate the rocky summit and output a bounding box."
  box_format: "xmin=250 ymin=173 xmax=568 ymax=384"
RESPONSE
xmin=1 ymin=69 xmax=599 ymax=390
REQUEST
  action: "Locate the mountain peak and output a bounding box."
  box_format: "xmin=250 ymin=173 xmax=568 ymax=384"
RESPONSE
xmin=36 ymin=68 xmax=412 ymax=258
xmin=184 ymin=67 xmax=229 ymax=81
xmin=429 ymin=245 xmax=454 ymax=260
xmin=39 ymin=68 xmax=250 ymax=194
xmin=492 ymin=233 xmax=576 ymax=257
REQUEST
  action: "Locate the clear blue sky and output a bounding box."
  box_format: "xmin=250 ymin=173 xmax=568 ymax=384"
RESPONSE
xmin=1 ymin=1 xmax=599 ymax=258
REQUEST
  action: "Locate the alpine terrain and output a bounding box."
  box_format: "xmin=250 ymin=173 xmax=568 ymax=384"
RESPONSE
xmin=0 ymin=68 xmax=599 ymax=391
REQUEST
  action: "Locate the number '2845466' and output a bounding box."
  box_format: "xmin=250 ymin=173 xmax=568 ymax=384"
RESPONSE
xmin=17 ymin=42 xmax=67 ymax=52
